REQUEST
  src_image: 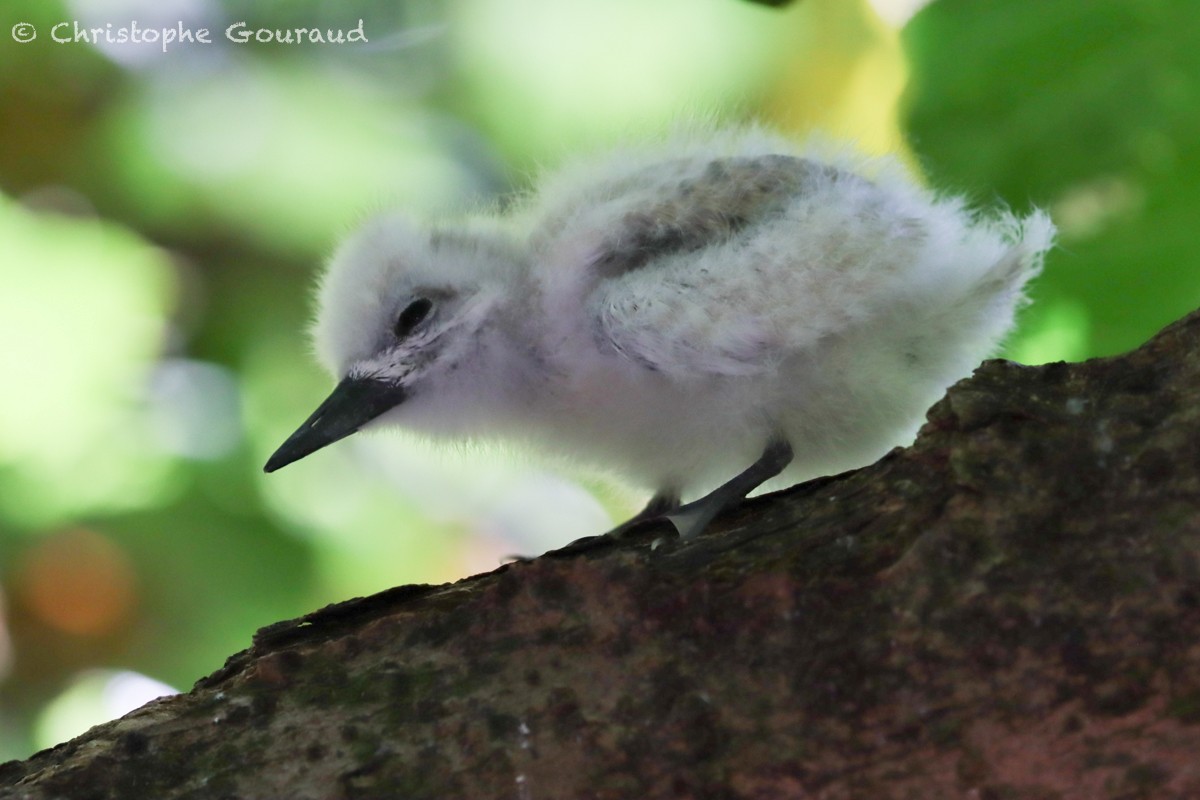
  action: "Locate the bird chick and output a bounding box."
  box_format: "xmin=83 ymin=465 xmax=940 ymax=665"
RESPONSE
xmin=265 ymin=128 xmax=1054 ymax=542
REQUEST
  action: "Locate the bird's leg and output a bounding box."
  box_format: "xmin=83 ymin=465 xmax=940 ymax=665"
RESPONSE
xmin=531 ymin=441 xmax=790 ymax=559
xmin=665 ymin=437 xmax=794 ymax=540
xmin=609 ymin=489 xmax=681 ymax=537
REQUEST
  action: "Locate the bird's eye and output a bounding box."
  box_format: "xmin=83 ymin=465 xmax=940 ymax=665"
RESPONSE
xmin=393 ymin=298 xmax=433 ymax=339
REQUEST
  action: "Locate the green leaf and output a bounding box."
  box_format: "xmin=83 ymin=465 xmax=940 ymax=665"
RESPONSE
xmin=903 ymin=0 xmax=1200 ymax=357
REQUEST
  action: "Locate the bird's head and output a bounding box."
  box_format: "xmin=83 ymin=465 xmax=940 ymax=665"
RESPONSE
xmin=264 ymin=213 xmax=523 ymax=473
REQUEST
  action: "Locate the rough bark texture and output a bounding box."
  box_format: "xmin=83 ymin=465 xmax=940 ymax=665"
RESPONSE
xmin=4 ymin=309 xmax=1200 ymax=800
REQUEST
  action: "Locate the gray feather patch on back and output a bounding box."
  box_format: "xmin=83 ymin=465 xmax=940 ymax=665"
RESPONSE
xmin=589 ymin=155 xmax=838 ymax=279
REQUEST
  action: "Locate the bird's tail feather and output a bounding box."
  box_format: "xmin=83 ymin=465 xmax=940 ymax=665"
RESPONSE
xmin=981 ymin=209 xmax=1055 ymax=301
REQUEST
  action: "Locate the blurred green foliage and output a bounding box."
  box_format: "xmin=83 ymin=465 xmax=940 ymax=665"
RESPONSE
xmin=904 ymin=0 xmax=1200 ymax=358
xmin=0 ymin=0 xmax=1195 ymax=762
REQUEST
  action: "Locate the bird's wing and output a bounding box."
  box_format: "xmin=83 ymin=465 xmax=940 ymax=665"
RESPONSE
xmin=529 ymin=137 xmax=1048 ymax=382
xmin=581 ymin=155 xmax=832 ymax=281
xmin=563 ymin=155 xmax=854 ymax=377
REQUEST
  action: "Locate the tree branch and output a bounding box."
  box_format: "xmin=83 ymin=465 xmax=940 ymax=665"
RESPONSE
xmin=4 ymin=308 xmax=1200 ymax=799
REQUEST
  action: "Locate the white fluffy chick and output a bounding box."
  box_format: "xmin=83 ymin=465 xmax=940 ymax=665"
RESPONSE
xmin=265 ymin=128 xmax=1054 ymax=542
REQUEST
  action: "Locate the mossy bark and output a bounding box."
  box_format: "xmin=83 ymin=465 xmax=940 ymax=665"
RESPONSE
xmin=4 ymin=310 xmax=1200 ymax=800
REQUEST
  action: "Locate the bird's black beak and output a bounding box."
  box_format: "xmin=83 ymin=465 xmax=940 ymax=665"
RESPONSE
xmin=263 ymin=377 xmax=407 ymax=473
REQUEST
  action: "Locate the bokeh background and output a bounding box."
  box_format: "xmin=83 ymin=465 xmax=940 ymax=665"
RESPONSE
xmin=0 ymin=0 xmax=1196 ymax=760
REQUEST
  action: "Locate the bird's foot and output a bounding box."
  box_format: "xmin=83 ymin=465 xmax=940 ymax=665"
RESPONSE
xmin=663 ymin=436 xmax=794 ymax=541
xmin=506 ymin=438 xmax=793 ymax=562
xmin=663 ymin=499 xmax=725 ymax=543
xmin=525 ymin=490 xmax=680 ymax=560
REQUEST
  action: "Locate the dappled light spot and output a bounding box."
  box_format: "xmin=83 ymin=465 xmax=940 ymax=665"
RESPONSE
xmin=16 ymin=528 xmax=138 ymax=638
